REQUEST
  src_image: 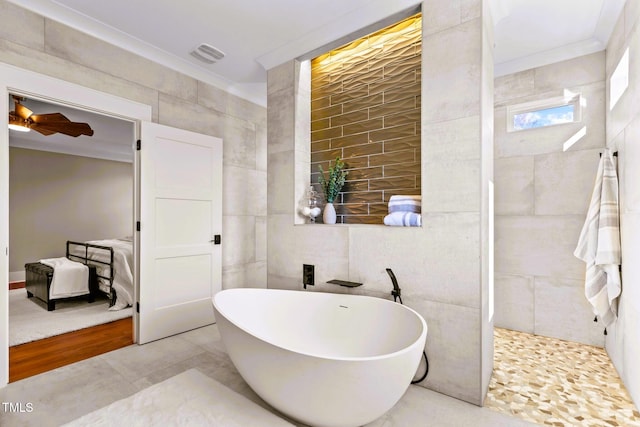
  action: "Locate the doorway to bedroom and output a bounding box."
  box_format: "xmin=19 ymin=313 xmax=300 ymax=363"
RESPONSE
xmin=7 ymin=95 xmax=136 ymax=381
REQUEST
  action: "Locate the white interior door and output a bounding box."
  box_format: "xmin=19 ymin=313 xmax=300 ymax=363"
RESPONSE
xmin=138 ymin=122 xmax=222 ymax=344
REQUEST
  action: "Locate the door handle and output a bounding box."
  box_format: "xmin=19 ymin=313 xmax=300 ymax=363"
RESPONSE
xmin=210 ymin=235 xmax=221 ymax=244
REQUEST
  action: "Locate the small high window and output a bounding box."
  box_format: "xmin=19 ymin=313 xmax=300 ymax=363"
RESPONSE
xmin=507 ymin=93 xmax=582 ymax=132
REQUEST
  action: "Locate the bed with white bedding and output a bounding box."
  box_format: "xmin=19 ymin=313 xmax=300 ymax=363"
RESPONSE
xmin=66 ymin=237 xmax=134 ymax=311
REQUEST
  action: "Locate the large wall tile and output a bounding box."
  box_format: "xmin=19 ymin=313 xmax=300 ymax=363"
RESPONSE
xmin=348 ymin=213 xmax=480 ymax=308
xmin=255 ymin=216 xmax=267 ymax=263
xmin=158 ymin=93 xmax=224 ymax=137
xmin=410 ymin=299 xmax=482 ymax=405
xmin=44 ymin=20 xmax=197 ymax=102
xmin=255 ymin=120 xmax=268 ymax=172
xmin=534 ymin=149 xmax=601 ymax=215
xmin=422 ymin=116 xmax=481 ymax=161
xmin=627 ymin=0 xmax=640 ymax=40
xmin=222 ymin=215 xmax=256 ymax=267
xmin=494 ymin=273 xmax=534 ymax=333
xmin=423 ymin=157 xmax=480 ymax=212
xmin=620 ymin=116 xmax=640 ymax=213
xmin=267 ymin=273 xmax=301 ymax=291
xmin=495 ymin=215 xmax=585 ymax=278
xmin=267 ymin=151 xmax=295 ymax=215
xmin=267 ymin=86 xmax=295 ymax=155
xmin=267 ymin=215 xmax=350 ymax=284
xmin=620 ymin=213 xmax=640 ymax=303
xmin=534 ymin=276 xmax=605 ymax=346
xmin=534 ymin=52 xmax=605 ymax=92
xmin=621 ymin=304 xmax=640 ymax=403
xmin=197 ymin=82 xmax=230 ymax=116
xmin=422 ymin=0 xmax=462 ymax=36
xmin=267 ymin=61 xmax=295 ymax=95
xmin=223 ymin=261 xmax=267 ymax=289
xmin=0 ymin=1 xmax=43 ymax=50
xmin=223 ymin=166 xmax=267 ymax=216
xmin=0 ymin=39 xmax=160 ymax=119
xmin=221 ymin=115 xmax=258 ymax=170
xmin=494 ymin=156 xmax=534 ymax=215
xmin=494 ymin=70 xmax=535 ymax=106
xmin=422 ymin=19 xmax=481 ymax=123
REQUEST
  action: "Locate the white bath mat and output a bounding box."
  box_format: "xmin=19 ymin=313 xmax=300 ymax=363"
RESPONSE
xmin=62 ymin=369 xmax=294 ymax=426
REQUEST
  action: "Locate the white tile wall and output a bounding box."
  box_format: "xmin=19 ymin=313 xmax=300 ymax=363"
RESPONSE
xmin=494 ymin=52 xmax=607 ymax=347
xmin=534 ymin=276 xmax=605 ymax=346
xmin=494 ymin=273 xmax=534 ymax=332
xmin=605 ymin=0 xmax=640 ymax=409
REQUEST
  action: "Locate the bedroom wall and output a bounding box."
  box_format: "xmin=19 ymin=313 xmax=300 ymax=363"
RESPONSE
xmin=0 ymin=0 xmax=267 ymax=289
xmin=493 ymin=52 xmax=607 ymax=347
xmin=8 ymin=148 xmax=132 ymax=278
xmin=604 ymin=0 xmax=640 ymax=409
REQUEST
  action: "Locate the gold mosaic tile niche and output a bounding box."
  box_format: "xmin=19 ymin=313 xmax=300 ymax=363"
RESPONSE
xmin=310 ymin=13 xmax=421 ymax=224
xmin=486 ymin=328 xmax=640 ymax=426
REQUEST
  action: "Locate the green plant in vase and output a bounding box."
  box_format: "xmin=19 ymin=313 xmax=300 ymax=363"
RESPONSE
xmin=318 ymin=157 xmax=348 ymax=223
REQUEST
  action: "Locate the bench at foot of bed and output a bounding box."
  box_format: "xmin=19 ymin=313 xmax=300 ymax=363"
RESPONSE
xmin=24 ymin=262 xmax=99 ymax=311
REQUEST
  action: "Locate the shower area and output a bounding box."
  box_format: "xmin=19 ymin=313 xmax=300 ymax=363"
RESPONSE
xmin=491 ymin=16 xmax=640 ymax=423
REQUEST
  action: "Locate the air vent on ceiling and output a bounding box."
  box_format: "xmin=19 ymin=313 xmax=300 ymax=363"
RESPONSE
xmin=190 ymin=43 xmax=225 ymax=64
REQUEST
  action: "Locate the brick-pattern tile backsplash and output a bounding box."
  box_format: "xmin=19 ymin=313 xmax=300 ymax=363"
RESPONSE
xmin=310 ymin=14 xmax=422 ymax=224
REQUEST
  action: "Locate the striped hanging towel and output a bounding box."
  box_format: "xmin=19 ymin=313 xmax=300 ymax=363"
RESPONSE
xmin=574 ymin=149 xmax=621 ymax=328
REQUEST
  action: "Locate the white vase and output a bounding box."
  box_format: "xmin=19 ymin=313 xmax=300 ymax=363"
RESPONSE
xmin=323 ymin=202 xmax=337 ymax=224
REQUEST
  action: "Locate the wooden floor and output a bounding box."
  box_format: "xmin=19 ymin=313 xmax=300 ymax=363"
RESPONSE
xmin=9 ymin=317 xmax=133 ymax=383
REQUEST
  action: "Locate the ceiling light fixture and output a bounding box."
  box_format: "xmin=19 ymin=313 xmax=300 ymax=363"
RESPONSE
xmin=8 ymin=116 xmax=30 ymax=132
xmin=190 ymin=43 xmax=225 ymax=64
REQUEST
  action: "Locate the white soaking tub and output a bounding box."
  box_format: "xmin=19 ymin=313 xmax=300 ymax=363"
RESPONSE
xmin=212 ymin=288 xmax=427 ymax=427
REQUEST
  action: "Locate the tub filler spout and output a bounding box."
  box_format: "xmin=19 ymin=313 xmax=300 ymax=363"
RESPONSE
xmin=386 ymin=268 xmax=402 ymax=303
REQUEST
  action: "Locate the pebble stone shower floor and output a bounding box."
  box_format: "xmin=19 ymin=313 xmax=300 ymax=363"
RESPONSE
xmin=485 ymin=327 xmax=640 ymax=426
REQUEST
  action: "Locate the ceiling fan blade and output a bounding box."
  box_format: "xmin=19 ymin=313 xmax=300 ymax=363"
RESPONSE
xmin=29 ymin=126 xmax=57 ymax=136
xmin=31 ymin=122 xmax=94 ymax=137
xmin=15 ymin=103 xmax=34 ymax=120
xmin=30 ymin=112 xmax=72 ymax=124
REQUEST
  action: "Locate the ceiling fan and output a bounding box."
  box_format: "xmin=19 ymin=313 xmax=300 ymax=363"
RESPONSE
xmin=8 ymin=96 xmax=94 ymax=137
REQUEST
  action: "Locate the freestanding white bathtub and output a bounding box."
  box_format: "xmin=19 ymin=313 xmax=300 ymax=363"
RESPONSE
xmin=212 ymin=288 xmax=427 ymax=427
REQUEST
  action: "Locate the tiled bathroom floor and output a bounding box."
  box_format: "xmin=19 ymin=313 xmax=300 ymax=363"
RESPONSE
xmin=485 ymin=327 xmax=640 ymax=426
xmin=5 ymin=324 xmax=637 ymax=426
xmin=1 ymin=324 xmax=533 ymax=427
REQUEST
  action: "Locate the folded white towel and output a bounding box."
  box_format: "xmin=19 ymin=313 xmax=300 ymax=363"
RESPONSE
xmin=574 ymin=149 xmax=621 ymax=328
xmin=388 ymin=195 xmax=421 ymax=214
xmin=40 ymin=257 xmax=89 ymax=299
xmin=384 ymin=211 xmax=422 ymax=227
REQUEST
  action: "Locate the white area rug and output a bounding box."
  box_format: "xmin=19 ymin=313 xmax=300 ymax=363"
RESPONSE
xmin=9 ymin=288 xmax=132 ymax=346
xmin=63 ymin=369 xmax=294 ymax=426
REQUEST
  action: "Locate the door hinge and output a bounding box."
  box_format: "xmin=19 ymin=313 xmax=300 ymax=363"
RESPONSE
xmin=136 ymin=221 xmax=141 ymax=231
xmin=136 ymin=140 xmax=141 ymax=150
xmin=136 ymin=302 xmax=140 ymax=313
